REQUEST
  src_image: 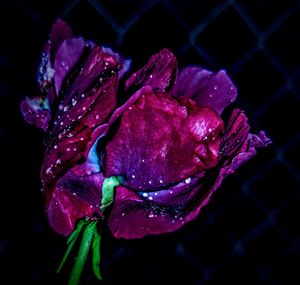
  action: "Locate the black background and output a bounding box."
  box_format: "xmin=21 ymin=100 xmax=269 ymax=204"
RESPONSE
xmin=0 ymin=0 xmax=300 ymax=284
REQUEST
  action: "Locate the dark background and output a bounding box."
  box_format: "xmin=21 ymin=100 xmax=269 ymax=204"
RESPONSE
xmin=0 ymin=0 xmax=300 ymax=284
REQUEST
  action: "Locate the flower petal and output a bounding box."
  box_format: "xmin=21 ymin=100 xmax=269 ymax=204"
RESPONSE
xmin=54 ymin=37 xmax=86 ymax=94
xmin=125 ymin=48 xmax=177 ymax=93
xmin=20 ymin=96 xmax=51 ymax=131
xmin=108 ymin=118 xmax=270 ymax=239
xmin=102 ymin=47 xmax=131 ymax=79
xmin=172 ymin=67 xmax=237 ymax=114
xmin=220 ymin=109 xmax=271 ymax=168
xmin=47 ymin=165 xmax=104 ymax=236
xmin=106 ymin=90 xmax=224 ymax=190
xmin=107 ymin=185 xmax=193 ymax=239
xmin=38 ymin=19 xmax=73 ymax=92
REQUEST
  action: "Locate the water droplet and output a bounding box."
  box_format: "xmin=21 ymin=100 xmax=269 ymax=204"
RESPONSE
xmin=185 ymin=178 xmax=191 ymax=184
xmin=60 ymin=121 xmax=64 ymax=126
xmin=208 ymin=128 xmax=212 ymax=132
xmin=154 ymin=192 xmax=158 ymax=196
xmin=148 ymin=196 xmax=153 ymax=201
xmin=73 ymin=148 xmax=77 ymax=151
xmin=121 ymin=212 xmax=125 ymax=216
xmin=170 ymin=190 xmax=173 ymax=194
xmin=105 ymin=62 xmax=109 ymax=66
xmin=148 ymin=180 xmax=152 ymax=184
xmin=149 ymin=74 xmax=153 ymax=79
xmin=80 ymin=137 xmax=84 ymax=141
xmin=141 ymin=159 xmax=145 ymax=163
xmin=159 ymin=179 xmax=163 ymax=184
xmin=72 ymin=192 xmax=77 ymax=196
xmin=230 ymin=86 xmax=235 ymax=90
xmin=148 ymin=213 xmax=154 ymax=218
xmin=89 ymin=205 xmax=93 ymax=208
xmin=66 ymin=148 xmax=70 ymax=152
xmin=82 ymin=107 xmax=86 ymax=111
xmin=132 ymin=174 xmax=136 ymax=179
xmin=46 ymin=167 xmax=52 ymax=175
xmin=209 ymin=94 xmax=213 ymax=98
xmin=142 ymin=193 xmax=148 ymax=197
xmin=213 ymin=86 xmax=218 ymax=90
xmin=54 ymin=145 xmax=58 ymax=149
xmin=81 ymin=93 xmax=85 ymax=98
xmin=95 ymin=114 xmax=100 ymax=120
xmin=56 ymin=159 xmax=61 ymax=164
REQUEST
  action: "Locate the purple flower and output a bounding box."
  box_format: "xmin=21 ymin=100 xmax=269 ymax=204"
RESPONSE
xmin=21 ymin=20 xmax=270 ymax=239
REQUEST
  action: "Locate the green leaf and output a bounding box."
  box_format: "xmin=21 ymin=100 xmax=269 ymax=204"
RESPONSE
xmin=68 ymin=221 xmax=97 ymax=285
xmin=101 ymin=176 xmax=120 ymax=213
xmin=56 ymin=219 xmax=86 ymax=274
xmin=92 ymin=227 xmax=102 ymax=280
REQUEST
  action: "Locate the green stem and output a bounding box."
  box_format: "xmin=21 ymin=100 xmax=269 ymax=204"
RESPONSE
xmin=68 ymin=221 xmax=97 ymax=285
xmin=57 ymin=220 xmax=86 ymax=274
xmin=92 ymin=227 xmax=102 ymax=280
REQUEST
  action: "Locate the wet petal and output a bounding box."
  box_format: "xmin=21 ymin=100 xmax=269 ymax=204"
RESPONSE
xmin=106 ymin=91 xmax=224 ymax=190
xmin=38 ymin=19 xmax=73 ymax=92
xmin=51 ymin=46 xmax=120 ymax=137
xmin=20 ymin=96 xmax=51 ymax=131
xmin=220 ymin=109 xmax=271 ymax=162
xmin=102 ymin=47 xmax=131 ymax=79
xmin=172 ymin=67 xmax=237 ymax=114
xmin=54 ymin=37 xmax=86 ymax=94
xmin=107 ymin=186 xmax=191 ymax=239
xmin=47 ymin=166 xmax=104 ymax=236
xmin=125 ymin=48 xmax=177 ymax=93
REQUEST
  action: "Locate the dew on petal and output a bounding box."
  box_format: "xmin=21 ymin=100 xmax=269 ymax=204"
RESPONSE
xmin=185 ymin=177 xmax=191 ymax=184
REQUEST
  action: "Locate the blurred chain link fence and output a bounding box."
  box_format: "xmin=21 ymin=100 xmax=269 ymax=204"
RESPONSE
xmin=0 ymin=0 xmax=300 ymax=284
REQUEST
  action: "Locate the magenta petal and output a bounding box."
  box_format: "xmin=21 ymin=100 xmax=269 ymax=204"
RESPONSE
xmin=38 ymin=20 xmax=73 ymax=92
xmin=47 ymin=167 xmax=104 ymax=236
xmin=108 ymin=119 xmax=270 ymax=239
xmin=106 ymin=91 xmax=224 ymax=190
xmin=102 ymin=47 xmax=131 ymax=79
xmin=107 ymin=186 xmax=193 ymax=239
xmin=48 ymin=19 xmax=73 ymax=58
xmin=20 ymin=96 xmax=51 ymax=131
xmin=220 ymin=109 xmax=271 ymax=162
xmin=52 ymin=46 xmax=120 ymax=136
xmin=172 ymin=67 xmax=237 ymax=114
xmin=54 ymin=37 xmax=86 ymax=94
xmin=125 ymin=48 xmax=177 ymax=92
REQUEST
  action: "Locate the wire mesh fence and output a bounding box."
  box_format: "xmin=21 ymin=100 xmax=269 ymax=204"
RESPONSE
xmin=0 ymin=0 xmax=299 ymax=284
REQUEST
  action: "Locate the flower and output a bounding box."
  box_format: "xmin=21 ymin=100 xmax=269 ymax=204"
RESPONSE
xmin=21 ymin=20 xmax=270 ymax=240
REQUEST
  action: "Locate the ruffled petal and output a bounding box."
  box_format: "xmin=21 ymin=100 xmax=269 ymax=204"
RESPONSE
xmin=54 ymin=37 xmax=86 ymax=94
xmin=107 ymin=185 xmax=195 ymax=239
xmin=106 ymin=90 xmax=224 ymax=190
xmin=125 ymin=48 xmax=177 ymax=93
xmin=47 ymin=166 xmax=104 ymax=236
xmin=172 ymin=67 xmax=237 ymax=114
xmin=38 ymin=19 xmax=73 ymax=92
xmin=20 ymin=96 xmax=51 ymax=131
xmin=108 ymin=120 xmax=270 ymax=239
